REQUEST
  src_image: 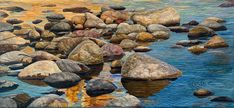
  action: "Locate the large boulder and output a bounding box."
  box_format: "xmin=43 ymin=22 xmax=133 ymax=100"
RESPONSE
xmin=116 ymin=23 xmax=146 ymax=34
xmin=86 ymin=78 xmax=117 ymax=97
xmin=84 ymin=13 xmax=106 ymax=28
xmin=121 ymin=53 xmax=182 ymax=80
xmin=44 ymin=72 xmax=81 ymax=88
xmin=0 ymin=51 xmax=32 ymax=65
xmin=100 ymin=10 xmax=130 ymax=24
xmin=28 ymin=94 xmax=68 ymax=107
xmin=188 ymin=26 xmax=215 ymax=39
xmin=0 ymin=98 xmax=17 ymax=108
xmin=0 ymin=80 xmax=18 ymax=92
xmin=68 ymin=40 xmax=103 ymax=65
xmin=106 ymin=94 xmax=141 ymax=107
xmin=56 ymin=59 xmax=89 ymax=74
xmin=0 ymin=32 xmax=29 ymax=45
xmin=101 ymin=43 xmax=124 ymax=61
xmin=204 ymin=35 xmax=229 ymax=48
xmin=200 ymin=20 xmax=227 ymax=31
xmin=132 ymin=7 xmax=180 ymax=26
xmin=18 ymin=60 xmax=62 ymax=80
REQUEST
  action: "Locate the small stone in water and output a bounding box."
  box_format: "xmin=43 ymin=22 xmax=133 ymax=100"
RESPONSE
xmin=193 ymin=89 xmax=213 ymax=98
xmin=211 ymin=96 xmax=234 ymax=102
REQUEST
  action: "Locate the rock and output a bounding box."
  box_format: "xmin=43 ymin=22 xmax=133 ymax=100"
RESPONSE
xmin=87 ymin=37 xmax=107 ymax=47
xmin=188 ymin=45 xmax=207 ymax=55
xmin=219 ymin=0 xmax=234 ymax=7
xmin=86 ymin=78 xmax=117 ymax=97
xmin=68 ymin=40 xmax=103 ymax=65
xmin=42 ymin=4 xmax=56 ymax=7
xmin=57 ymin=37 xmax=83 ymax=54
xmin=0 ymin=22 xmax=14 ymax=32
xmin=204 ymin=35 xmax=229 ymax=48
xmin=205 ymin=17 xmax=226 ymax=23
xmin=44 ymin=72 xmax=81 ymax=88
xmin=211 ymin=96 xmax=234 ymax=102
xmin=74 ymin=29 xmax=101 ymax=38
xmin=0 ymin=11 xmax=8 ymax=18
xmin=171 ymin=45 xmax=184 ymax=49
xmin=50 ymin=22 xmax=71 ymax=32
xmin=41 ymin=30 xmax=56 ymax=40
xmin=120 ymin=39 xmax=138 ymax=50
xmin=56 ymin=59 xmax=89 ymax=74
xmin=46 ymin=14 xmax=65 ymax=22
xmin=111 ymin=60 xmax=122 ymax=68
xmin=100 ymin=10 xmax=130 ymax=24
xmin=0 ymin=98 xmax=17 ymax=108
xmin=116 ymin=23 xmax=146 ymax=34
xmin=31 ymin=51 xmax=60 ymax=61
xmin=101 ymin=43 xmax=124 ymax=61
xmin=182 ymin=20 xmax=199 ymax=26
xmin=28 ymin=94 xmax=68 ymax=107
xmin=32 ymin=19 xmax=43 ymax=24
xmin=136 ymin=32 xmax=155 ymax=42
xmin=35 ymin=41 xmax=50 ymax=49
xmin=0 ymin=65 xmax=10 ymax=74
xmin=0 ymin=6 xmax=25 ymax=12
xmin=84 ymin=13 xmax=106 ymax=28
xmin=7 ymin=93 xmax=32 ymax=108
xmin=0 ymin=51 xmax=32 ymax=65
xmin=63 ymin=7 xmax=90 ymax=13
xmin=13 ymin=28 xmax=31 ymax=36
xmin=0 ymin=44 xmax=19 ymax=54
xmin=132 ymin=7 xmax=180 ymax=26
xmin=147 ymin=24 xmax=170 ymax=33
xmin=20 ymin=46 xmax=35 ymax=54
xmin=18 ymin=60 xmax=62 ymax=80
xmin=110 ymin=34 xmax=129 ymax=44
xmin=152 ymin=31 xmax=170 ymax=40
xmin=6 ymin=19 xmax=23 ymax=24
xmin=134 ymin=46 xmax=151 ymax=52
xmin=0 ymin=32 xmax=30 ymax=45
xmin=0 ymin=80 xmax=18 ymax=92
xmin=28 ymin=29 xmax=40 ymax=40
xmin=121 ymin=53 xmax=182 ymax=80
xmin=200 ymin=20 xmax=227 ymax=31
xmin=193 ymin=89 xmax=213 ymax=98
xmin=106 ymin=94 xmax=141 ymax=107
xmin=176 ymin=40 xmax=202 ymax=47
xmin=168 ymin=26 xmax=189 ymax=33
xmin=71 ymin=14 xmax=86 ymax=25
xmin=109 ymin=5 xmax=126 ymax=10
xmin=188 ymin=26 xmax=215 ymax=39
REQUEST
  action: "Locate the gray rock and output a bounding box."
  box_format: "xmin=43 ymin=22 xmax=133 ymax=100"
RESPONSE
xmin=0 ymin=22 xmax=14 ymax=32
xmin=50 ymin=22 xmax=71 ymax=32
xmin=0 ymin=98 xmax=17 ymax=108
xmin=168 ymin=26 xmax=189 ymax=33
xmin=0 ymin=80 xmax=18 ymax=92
xmin=5 ymin=93 xmax=32 ymax=108
xmin=219 ymin=0 xmax=234 ymax=7
xmin=106 ymin=94 xmax=141 ymax=107
xmin=32 ymin=19 xmax=43 ymax=24
xmin=56 ymin=59 xmax=89 ymax=74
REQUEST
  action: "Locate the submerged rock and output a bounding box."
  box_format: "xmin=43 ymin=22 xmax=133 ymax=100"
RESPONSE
xmin=211 ymin=96 xmax=234 ymax=102
xmin=106 ymin=94 xmax=141 ymax=107
xmin=176 ymin=40 xmax=202 ymax=47
xmin=56 ymin=59 xmax=89 ymax=74
xmin=86 ymin=78 xmax=117 ymax=97
xmin=0 ymin=22 xmax=14 ymax=32
xmin=188 ymin=45 xmax=207 ymax=55
xmin=46 ymin=14 xmax=65 ymax=22
xmin=121 ymin=53 xmax=182 ymax=80
xmin=0 ymin=98 xmax=17 ymax=108
xmin=168 ymin=26 xmax=189 ymax=33
xmin=44 ymin=72 xmax=81 ymax=88
xmin=109 ymin=5 xmax=126 ymax=10
xmin=0 ymin=80 xmax=18 ymax=92
xmin=188 ymin=26 xmax=215 ymax=39
xmin=219 ymin=0 xmax=234 ymax=7
xmin=204 ymin=35 xmax=229 ymax=48
xmin=32 ymin=19 xmax=43 ymax=24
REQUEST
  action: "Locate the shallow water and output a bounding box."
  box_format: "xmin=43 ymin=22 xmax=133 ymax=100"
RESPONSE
xmin=0 ymin=0 xmax=234 ymax=107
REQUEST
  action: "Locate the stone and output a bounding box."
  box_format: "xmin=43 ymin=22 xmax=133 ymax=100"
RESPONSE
xmin=205 ymin=17 xmax=226 ymax=23
xmin=32 ymin=19 xmax=43 ymax=24
xmin=0 ymin=22 xmax=14 ymax=32
xmin=84 ymin=13 xmax=106 ymax=28
xmin=18 ymin=60 xmax=62 ymax=80
xmin=0 ymin=80 xmax=18 ymax=92
xmin=74 ymin=29 xmax=101 ymax=38
xmin=44 ymin=72 xmax=81 ymax=88
xmin=0 ymin=98 xmax=17 ymax=108
xmin=171 ymin=45 xmax=184 ymax=49
xmin=132 ymin=7 xmax=180 ymax=26
xmin=134 ymin=46 xmax=151 ymax=52
xmin=46 ymin=14 xmax=65 ymax=22
xmin=71 ymin=14 xmax=86 ymax=25
xmin=0 ymin=51 xmax=32 ymax=65
xmin=20 ymin=46 xmax=35 ymax=54
xmin=101 ymin=43 xmax=124 ymax=61
xmin=121 ymin=53 xmax=182 ymax=80
xmin=176 ymin=40 xmax=202 ymax=47
xmin=110 ymin=34 xmax=129 ymax=44
xmin=41 ymin=30 xmax=56 ymax=40
xmin=119 ymin=39 xmax=138 ymax=50
xmin=136 ymin=32 xmax=156 ymax=42
xmin=0 ymin=44 xmax=19 ymax=54
xmin=182 ymin=20 xmax=199 ymax=26
xmin=211 ymin=96 xmax=234 ymax=102
xmin=188 ymin=26 xmax=215 ymax=39
xmin=147 ymin=24 xmax=170 ymax=33
xmin=31 ymin=51 xmax=60 ymax=61
xmin=106 ymin=94 xmax=141 ymax=107
xmin=0 ymin=32 xmax=30 ymax=45
xmin=28 ymin=29 xmax=40 ymax=40
xmin=111 ymin=60 xmax=122 ymax=68
xmin=152 ymin=31 xmax=170 ymax=40
xmin=188 ymin=45 xmax=207 ymax=55
xmin=116 ymin=23 xmax=146 ymax=34
xmin=35 ymin=41 xmax=50 ymax=49
xmin=219 ymin=0 xmax=234 ymax=7
xmin=6 ymin=19 xmax=23 ymax=24
xmin=57 ymin=37 xmax=83 ymax=54
xmin=0 ymin=65 xmax=10 ymax=74
xmin=193 ymin=89 xmax=213 ymax=98
xmin=63 ymin=7 xmax=90 ymax=13
xmin=68 ymin=40 xmax=104 ymax=65
xmin=109 ymin=5 xmax=126 ymax=10
xmin=86 ymin=78 xmax=117 ymax=97
xmin=56 ymin=59 xmax=89 ymax=74
xmin=7 ymin=93 xmax=32 ymax=108
xmin=28 ymin=94 xmax=68 ymax=107
xmin=200 ymin=20 xmax=227 ymax=31
xmin=100 ymin=10 xmax=130 ymax=24
xmin=87 ymin=37 xmax=107 ymax=47
xmin=204 ymin=35 xmax=229 ymax=48
xmin=0 ymin=6 xmax=25 ymax=12
xmin=168 ymin=26 xmax=189 ymax=33
xmin=50 ymin=22 xmax=71 ymax=32
xmin=0 ymin=11 xmax=8 ymax=18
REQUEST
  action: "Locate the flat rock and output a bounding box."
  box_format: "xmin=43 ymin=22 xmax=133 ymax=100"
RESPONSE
xmin=0 ymin=22 xmax=14 ymax=32
xmin=106 ymin=94 xmax=141 ymax=107
xmin=0 ymin=80 xmax=18 ymax=92
xmin=56 ymin=59 xmax=89 ymax=74
xmin=0 ymin=98 xmax=17 ymax=108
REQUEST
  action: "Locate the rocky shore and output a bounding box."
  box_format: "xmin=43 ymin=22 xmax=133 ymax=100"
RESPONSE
xmin=0 ymin=1 xmax=233 ymax=107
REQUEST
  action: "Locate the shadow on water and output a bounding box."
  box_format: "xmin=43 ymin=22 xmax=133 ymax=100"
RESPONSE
xmin=121 ymin=78 xmax=171 ymax=98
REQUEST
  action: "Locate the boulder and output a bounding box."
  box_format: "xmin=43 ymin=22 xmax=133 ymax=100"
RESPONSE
xmin=0 ymin=22 xmax=14 ymax=32
xmin=86 ymin=78 xmax=117 ymax=97
xmin=152 ymin=31 xmax=170 ymax=40
xmin=188 ymin=26 xmax=215 ymax=39
xmin=204 ymin=35 xmax=229 ymax=48
xmin=28 ymin=94 xmax=68 ymax=107
xmin=0 ymin=80 xmax=18 ymax=92
xmin=200 ymin=20 xmax=227 ymax=31
xmin=18 ymin=60 xmax=62 ymax=80
xmin=176 ymin=40 xmax=202 ymax=47
xmin=193 ymin=89 xmax=213 ymax=98
xmin=84 ymin=13 xmax=106 ymax=28
xmin=68 ymin=40 xmax=103 ymax=65
xmin=44 ymin=72 xmax=81 ymax=88
xmin=0 ymin=11 xmax=8 ymax=18
xmin=116 ymin=23 xmax=146 ymax=34
xmin=121 ymin=53 xmax=182 ymax=80
xmin=6 ymin=19 xmax=23 ymax=24
xmin=0 ymin=6 xmax=25 ymax=12
xmin=0 ymin=32 xmax=30 ymax=45
xmin=119 ymin=39 xmax=138 ymax=50
xmin=71 ymin=14 xmax=86 ymax=25
xmin=6 ymin=93 xmax=32 ymax=108
xmin=188 ymin=45 xmax=207 ymax=55
xmin=132 ymin=7 xmax=180 ymax=26
xmin=110 ymin=34 xmax=129 ymax=44
xmin=28 ymin=29 xmax=40 ymax=40
xmin=106 ymin=94 xmax=141 ymax=107
xmin=0 ymin=44 xmax=19 ymax=54
xmin=100 ymin=10 xmax=130 ymax=24
xmin=182 ymin=20 xmax=199 ymax=26
xmin=0 ymin=98 xmax=17 ymax=108
xmin=56 ymin=59 xmax=89 ymax=74
xmin=41 ymin=30 xmax=56 ymax=40
xmin=136 ymin=32 xmax=155 ymax=42
xmin=102 ymin=43 xmax=124 ymax=61
xmin=0 ymin=51 xmax=32 ymax=65
xmin=63 ymin=7 xmax=90 ymax=13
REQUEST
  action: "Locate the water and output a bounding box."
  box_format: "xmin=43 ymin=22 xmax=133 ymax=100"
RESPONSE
xmin=1 ymin=0 xmax=234 ymax=107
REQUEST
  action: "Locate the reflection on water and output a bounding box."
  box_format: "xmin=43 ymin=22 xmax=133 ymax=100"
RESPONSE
xmin=121 ymin=78 xmax=170 ymax=98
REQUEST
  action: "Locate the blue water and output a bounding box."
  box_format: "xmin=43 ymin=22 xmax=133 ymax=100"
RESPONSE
xmin=1 ymin=0 xmax=234 ymax=107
